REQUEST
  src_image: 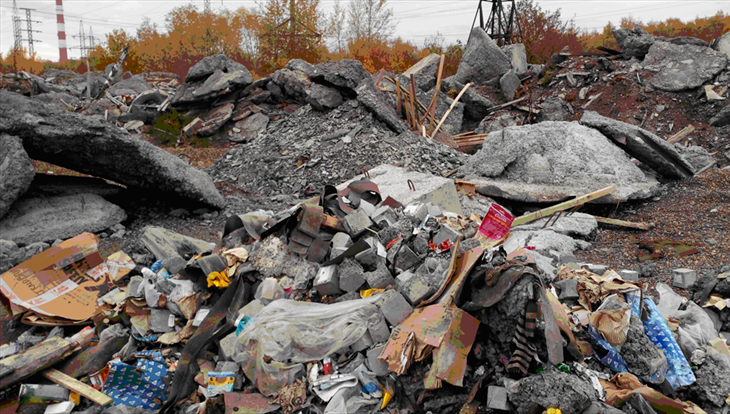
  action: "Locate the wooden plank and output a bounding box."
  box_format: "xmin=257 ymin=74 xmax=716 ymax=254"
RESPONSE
xmin=431 ymin=83 xmax=471 ymax=138
xmin=593 ymin=215 xmax=652 ymax=230
xmin=0 ymin=337 xmax=77 ymax=389
xmin=42 ymin=368 xmax=113 ymax=406
xmin=511 ymin=186 xmax=617 ymax=227
xmin=666 ymin=125 xmax=695 ymax=144
xmin=321 ymin=214 xmax=346 ymax=233
xmin=485 ymin=96 xmax=527 ymax=114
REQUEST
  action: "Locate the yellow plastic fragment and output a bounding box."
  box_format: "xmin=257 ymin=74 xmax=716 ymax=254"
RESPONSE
xmin=207 ymin=271 xmax=231 ymax=288
xmin=361 ymin=288 xmax=385 ymax=298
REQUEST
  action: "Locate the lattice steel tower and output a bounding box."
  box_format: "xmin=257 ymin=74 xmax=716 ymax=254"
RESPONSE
xmin=12 ymin=0 xmax=22 ymax=70
xmin=19 ymin=8 xmax=42 ymax=56
xmin=471 ymin=0 xmax=519 ymax=46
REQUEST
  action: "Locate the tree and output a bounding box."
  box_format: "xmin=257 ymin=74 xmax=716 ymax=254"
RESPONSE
xmin=346 ymin=0 xmax=396 ymax=44
xmin=327 ymin=0 xmax=348 ymax=54
xmin=136 ymin=16 xmax=159 ymax=42
xmin=512 ymin=0 xmax=582 ymax=64
xmin=257 ymin=0 xmax=327 ymax=70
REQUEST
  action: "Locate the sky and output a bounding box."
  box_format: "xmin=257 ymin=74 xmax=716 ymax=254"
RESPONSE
xmin=1 ymin=0 xmax=728 ymax=62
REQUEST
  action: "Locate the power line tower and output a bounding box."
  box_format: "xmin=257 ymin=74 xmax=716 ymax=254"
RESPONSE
xmin=19 ymin=8 xmax=42 ymax=56
xmin=204 ymin=0 xmax=211 ymax=14
xmin=471 ymin=0 xmax=519 ymax=46
xmin=12 ymin=0 xmax=22 ymax=71
xmin=72 ymin=20 xmax=87 ymax=59
xmin=88 ymin=26 xmax=98 ymax=51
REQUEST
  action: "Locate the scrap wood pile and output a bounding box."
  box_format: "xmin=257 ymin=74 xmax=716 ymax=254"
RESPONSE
xmin=1 ymin=23 xmax=730 ymax=414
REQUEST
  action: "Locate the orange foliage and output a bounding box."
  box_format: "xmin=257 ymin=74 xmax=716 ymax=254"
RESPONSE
xmin=580 ymin=12 xmax=730 ymax=53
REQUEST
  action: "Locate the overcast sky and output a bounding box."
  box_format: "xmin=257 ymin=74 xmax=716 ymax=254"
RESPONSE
xmin=1 ymin=0 xmax=728 ymax=62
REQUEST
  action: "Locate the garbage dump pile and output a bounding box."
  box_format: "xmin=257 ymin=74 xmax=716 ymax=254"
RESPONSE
xmin=1 ymin=26 xmax=730 ymax=414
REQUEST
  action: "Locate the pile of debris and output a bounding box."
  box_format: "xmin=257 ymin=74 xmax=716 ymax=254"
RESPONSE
xmin=1 ymin=25 xmax=730 ymax=414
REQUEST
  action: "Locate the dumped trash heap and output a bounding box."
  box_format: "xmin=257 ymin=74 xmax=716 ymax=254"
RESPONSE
xmin=2 ymin=26 xmax=730 ymax=414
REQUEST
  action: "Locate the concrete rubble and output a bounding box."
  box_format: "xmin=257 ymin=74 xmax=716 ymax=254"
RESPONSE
xmin=1 ymin=24 xmax=730 ymax=414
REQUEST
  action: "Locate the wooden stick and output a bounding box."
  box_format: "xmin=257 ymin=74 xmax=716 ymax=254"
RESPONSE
xmin=593 ymin=216 xmax=652 ymax=230
xmin=396 ymin=78 xmax=402 ymax=115
xmin=420 ymin=54 xmax=445 ymax=128
xmin=666 ymin=125 xmax=695 ymax=144
xmin=43 ymin=368 xmax=113 ymax=406
xmin=375 ymin=69 xmax=385 ymax=87
xmin=696 ymin=160 xmax=717 ymax=175
xmin=511 ymin=186 xmax=617 ymax=227
xmin=485 ymin=96 xmax=527 ymax=114
xmin=408 ymin=74 xmax=418 ymax=130
xmin=385 ymin=76 xmax=430 ymax=113
xmin=431 ymin=83 xmax=471 ymax=138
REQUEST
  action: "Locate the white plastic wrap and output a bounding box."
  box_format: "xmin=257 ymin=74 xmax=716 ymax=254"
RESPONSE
xmin=231 ymin=296 xmax=382 ymax=396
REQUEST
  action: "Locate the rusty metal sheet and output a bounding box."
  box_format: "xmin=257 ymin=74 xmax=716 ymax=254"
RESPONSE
xmin=224 ymin=392 xmax=279 ymax=414
xmin=298 ymin=205 xmax=324 ymax=238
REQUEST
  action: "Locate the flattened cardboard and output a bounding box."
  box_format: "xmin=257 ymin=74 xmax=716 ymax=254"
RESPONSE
xmin=0 ymin=233 xmax=116 ymax=323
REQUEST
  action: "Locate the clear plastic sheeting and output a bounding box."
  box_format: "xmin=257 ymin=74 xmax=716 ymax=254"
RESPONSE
xmin=231 ymin=296 xmax=381 ymax=396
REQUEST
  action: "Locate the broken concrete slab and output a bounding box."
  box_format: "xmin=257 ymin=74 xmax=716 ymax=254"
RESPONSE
xmin=185 ymin=53 xmax=253 ymax=84
xmin=230 ymin=113 xmax=269 ymax=143
xmin=0 ymin=134 xmax=35 ymax=220
xmin=140 ymin=226 xmax=215 ymax=261
xmin=375 ymin=289 xmax=413 ymax=326
xmin=460 ymin=121 xmax=660 ymax=203
xmin=642 ymin=42 xmax=728 ymax=92
xmin=712 ymin=30 xmax=730 ymax=60
xmin=306 ymin=84 xmax=344 ymax=111
xmin=338 ymin=258 xmax=366 ymax=293
xmin=526 ymin=230 xmax=591 ymax=257
xmin=691 ymin=349 xmax=730 ymax=407
xmin=455 ymin=27 xmax=512 ymax=85
xmin=499 ymin=69 xmax=521 ymax=101
xmin=356 ymin=80 xmax=408 ymax=134
xmin=402 ymin=53 xmax=441 ymax=92
xmin=0 ymin=193 xmax=126 ymax=245
xmin=270 ymin=68 xmax=312 ymax=100
xmin=612 ymin=26 xmax=657 ymax=59
xmin=23 ymin=174 xmax=125 ymax=200
xmin=507 ymin=369 xmax=595 ymax=414
xmin=107 ymin=76 xmax=152 ymax=96
xmin=537 ymin=97 xmax=570 ymax=122
xmin=511 ymin=212 xmax=598 ymax=238
xmin=580 ymin=111 xmax=696 ymax=179
xmin=339 ymin=164 xmax=464 ymax=216
xmin=311 ymin=59 xmax=372 ymax=93
xmin=709 ymin=102 xmax=730 ymax=127
xmin=0 ymin=91 xmax=225 ymax=208
xmin=502 ymin=43 xmax=528 ymax=75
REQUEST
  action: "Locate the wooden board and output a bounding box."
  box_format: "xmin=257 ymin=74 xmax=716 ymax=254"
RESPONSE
xmin=42 ymin=368 xmax=113 ymax=406
xmin=511 ymin=186 xmax=617 ymax=227
xmin=0 ymin=336 xmax=77 ymax=389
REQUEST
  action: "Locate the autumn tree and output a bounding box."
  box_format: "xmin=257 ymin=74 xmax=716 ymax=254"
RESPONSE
xmin=327 ymin=0 xmax=348 ymax=55
xmin=511 ymin=0 xmax=582 ymax=63
xmin=346 ymin=0 xmax=396 ymax=44
xmin=257 ymin=0 xmax=327 ymax=71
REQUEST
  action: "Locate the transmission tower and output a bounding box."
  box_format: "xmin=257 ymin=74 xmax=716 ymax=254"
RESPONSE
xmin=19 ymin=8 xmax=42 ymax=56
xmin=12 ymin=0 xmax=22 ymax=71
xmin=72 ymin=20 xmax=87 ymax=59
xmin=204 ymin=0 xmax=211 ymax=13
xmin=88 ymin=26 xmax=97 ymax=50
xmin=470 ymin=0 xmax=520 ymax=46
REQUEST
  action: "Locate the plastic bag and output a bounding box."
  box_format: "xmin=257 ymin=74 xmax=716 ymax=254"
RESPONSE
xmin=231 ymin=295 xmax=381 ymax=396
xmin=674 ymin=301 xmax=718 ymax=348
xmin=656 ymin=282 xmax=684 ymax=319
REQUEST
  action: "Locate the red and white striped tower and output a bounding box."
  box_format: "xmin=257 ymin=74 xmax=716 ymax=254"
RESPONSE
xmin=56 ymin=0 xmax=68 ymax=61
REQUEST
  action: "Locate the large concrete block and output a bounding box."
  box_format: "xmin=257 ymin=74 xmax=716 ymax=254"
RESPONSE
xmin=364 ymin=261 xmax=395 ymax=289
xmin=367 ymin=310 xmax=391 ymax=343
xmin=344 ymin=208 xmax=374 ymax=238
xmin=314 ymin=265 xmax=342 ymax=295
xmin=367 ymin=344 xmax=391 ymax=376
xmin=375 ymin=289 xmax=413 ymax=326
xmin=339 ymin=258 xmax=366 ymax=292
xmin=619 ymin=269 xmax=639 ymax=282
xmin=672 ymin=268 xmax=697 ymax=289
xmin=338 ymin=165 xmax=463 ymax=216
xmin=487 ymin=385 xmax=510 ymax=411
xmin=502 ymin=43 xmax=528 ymax=75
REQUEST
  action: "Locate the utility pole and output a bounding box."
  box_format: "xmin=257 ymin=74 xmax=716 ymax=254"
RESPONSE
xmin=470 ymin=0 xmax=520 ymax=46
xmin=12 ymin=0 xmax=22 ymax=71
xmin=19 ymin=8 xmax=42 ymax=56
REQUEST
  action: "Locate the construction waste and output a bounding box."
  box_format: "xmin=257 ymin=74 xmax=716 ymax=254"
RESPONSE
xmin=1 ymin=26 xmax=730 ymax=414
